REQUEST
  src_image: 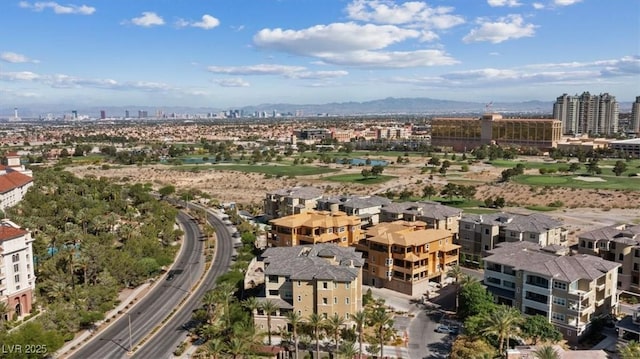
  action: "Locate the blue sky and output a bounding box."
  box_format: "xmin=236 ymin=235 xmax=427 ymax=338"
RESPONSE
xmin=1 ymin=0 xmax=639 ymax=109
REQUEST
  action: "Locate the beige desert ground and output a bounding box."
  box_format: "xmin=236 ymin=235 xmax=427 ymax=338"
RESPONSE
xmin=70 ymin=157 xmax=640 ymax=244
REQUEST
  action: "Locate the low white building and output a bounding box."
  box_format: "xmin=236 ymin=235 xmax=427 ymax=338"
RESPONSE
xmin=0 ymin=219 xmax=36 ymax=320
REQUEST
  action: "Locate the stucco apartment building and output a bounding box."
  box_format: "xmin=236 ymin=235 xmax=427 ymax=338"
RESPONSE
xmin=263 ymin=186 xmax=323 ymax=219
xmin=354 ymin=221 xmax=459 ymax=296
xmin=267 ymin=210 xmax=363 ymax=248
xmin=0 ymin=165 xmax=33 ymax=212
xmin=1 ymin=219 xmax=36 ymax=320
xmin=316 ymin=195 xmax=391 ymax=228
xmin=457 ymin=212 xmax=567 ymax=266
xmin=380 ymin=201 xmax=462 ymax=234
xmin=577 ymin=224 xmax=640 ymax=293
xmin=484 ymin=242 xmax=619 ymax=344
xmin=252 ymin=244 xmax=364 ymax=332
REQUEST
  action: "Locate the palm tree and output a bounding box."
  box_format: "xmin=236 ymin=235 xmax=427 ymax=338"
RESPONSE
xmin=285 ymin=311 xmax=303 ymax=359
xmin=481 ymin=305 xmax=523 ymax=354
xmin=226 ymin=336 xmax=249 ymax=359
xmin=307 ymin=313 xmax=325 ymax=359
xmin=369 ymin=308 xmax=393 ymax=359
xmin=619 ymin=340 xmax=640 ymax=359
xmin=204 ymin=338 xmax=225 ymax=359
xmin=337 ymin=340 xmax=358 ymax=359
xmin=214 ymin=282 xmax=236 ymax=328
xmin=260 ymin=299 xmax=279 ymax=346
xmin=202 ymin=290 xmax=218 ymax=323
xmin=446 ymin=265 xmax=463 ymax=312
xmin=351 ymin=310 xmax=367 ymax=359
xmin=242 ymin=296 xmax=260 ymax=319
xmin=326 ymin=313 xmax=345 ymax=357
xmin=0 ymin=301 xmax=9 ymax=327
xmin=533 ymin=345 xmax=560 ymax=359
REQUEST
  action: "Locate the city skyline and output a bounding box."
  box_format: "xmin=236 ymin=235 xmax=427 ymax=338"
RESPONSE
xmin=1 ymin=0 xmax=639 ymax=109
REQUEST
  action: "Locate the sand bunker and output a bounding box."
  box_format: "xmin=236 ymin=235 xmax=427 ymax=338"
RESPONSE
xmin=573 ymin=176 xmax=606 ymax=182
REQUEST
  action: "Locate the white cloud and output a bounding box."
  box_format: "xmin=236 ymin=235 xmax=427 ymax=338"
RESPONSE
xmin=214 ymin=78 xmax=250 ymax=87
xmin=129 ymin=12 xmax=165 ymax=27
xmin=487 ymin=0 xmax=522 ymax=7
xmin=285 ymin=70 xmax=349 ymax=80
xmin=532 ymin=3 xmax=545 ymax=9
xmin=19 ymin=1 xmax=95 ymax=15
xmin=463 ymin=15 xmax=536 ymax=43
xmin=553 ymin=0 xmax=582 ymax=6
xmin=345 ymin=0 xmax=465 ymax=30
xmin=208 ymin=64 xmax=307 ymax=76
xmin=0 ymin=71 xmax=41 ymax=81
xmin=1 ymin=52 xmax=39 ymax=63
xmin=253 ymin=22 xmax=456 ymax=68
xmin=176 ymin=14 xmax=220 ymax=30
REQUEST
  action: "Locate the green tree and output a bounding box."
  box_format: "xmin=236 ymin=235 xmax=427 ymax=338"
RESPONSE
xmin=568 ymin=162 xmax=580 ymax=173
xmin=351 ymin=310 xmax=367 ymax=359
xmin=532 ymin=345 xmax=560 ymax=359
xmin=326 ymin=313 xmax=346 ymax=357
xmin=369 ymin=307 xmax=393 ymax=359
xmin=450 ymin=335 xmax=497 ymax=359
xmin=286 ymin=311 xmax=303 ymax=359
xmin=203 ymin=338 xmax=225 ymax=359
xmin=337 ymin=340 xmax=358 ymax=359
xmin=361 ymin=169 xmax=371 ymax=179
xmin=619 ymin=340 xmax=640 ymax=359
xmin=260 ymin=300 xmax=279 ymax=346
xmin=158 ymin=185 xmax=176 ymax=198
xmin=458 ymin=281 xmax=496 ymax=319
xmin=613 ymin=160 xmax=627 ymax=176
xmin=520 ymin=315 xmax=562 ymax=344
xmin=447 ymin=265 xmax=464 ymax=313
xmin=307 ymin=312 xmax=325 ymax=359
xmin=422 ymin=185 xmax=437 ymax=199
xmin=481 ymin=305 xmax=523 ymax=354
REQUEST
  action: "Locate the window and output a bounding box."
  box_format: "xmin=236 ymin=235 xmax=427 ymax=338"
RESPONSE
xmin=619 ymin=253 xmax=624 ymax=261
xmin=553 ymin=297 xmax=566 ymax=306
xmin=268 ymin=275 xmax=278 ymax=283
xmin=342 ymin=237 xmax=347 ymax=242
xmin=588 ymin=242 xmax=593 ymax=249
xmin=345 ymin=283 xmax=350 ymax=289
xmin=553 ymin=281 xmax=567 ymax=290
xmin=13 ymin=264 xmax=19 ymax=273
xmin=298 ymin=281 xmax=301 ymax=287
xmin=322 ymin=297 xmax=328 ymax=305
xmin=529 ymin=234 xmax=536 ymax=239
xmin=334 ymin=297 xmax=338 ymax=304
xmin=334 ymin=282 xmax=338 ymax=289
xmin=551 ymin=312 xmax=565 ymax=322
xmin=580 ymin=241 xmax=585 ymax=247
xmin=634 ymin=263 xmax=639 ymax=271
xmin=327 ymin=228 xmax=333 ymax=233
xmin=269 ymin=290 xmax=279 ymax=296
xmin=385 ymin=258 xmax=393 ymax=266
xmin=12 ymin=254 xmax=19 ymax=263
xmin=14 ymin=274 xmax=19 ymax=283
xmin=323 ymin=282 xmax=328 ymax=289
xmin=345 ymin=297 xmax=350 ymax=304
xmin=484 ymin=228 xmax=490 ymax=235
xmin=339 ymin=226 xmax=345 ymax=233
xmin=297 ymin=296 xmax=301 ymax=302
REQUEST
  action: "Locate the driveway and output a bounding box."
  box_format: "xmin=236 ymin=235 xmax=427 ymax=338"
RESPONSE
xmin=367 ymin=284 xmax=457 ymax=359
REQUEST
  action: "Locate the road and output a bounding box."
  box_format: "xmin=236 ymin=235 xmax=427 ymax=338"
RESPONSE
xmin=132 ymin=206 xmax=234 ymax=359
xmin=68 ymin=211 xmax=205 ymax=359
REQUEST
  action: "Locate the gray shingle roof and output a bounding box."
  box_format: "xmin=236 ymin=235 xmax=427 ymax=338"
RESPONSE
xmin=381 ymin=201 xmax=461 ymax=220
xmin=318 ymin=195 xmax=391 ymax=209
xmin=461 ymin=212 xmax=563 ymax=234
xmin=485 ymin=241 xmax=619 ymax=282
xmin=268 ymin=186 xmax=324 ymax=199
xmin=579 ymin=224 xmax=640 ymax=245
xmin=262 ymin=243 xmax=364 ymax=282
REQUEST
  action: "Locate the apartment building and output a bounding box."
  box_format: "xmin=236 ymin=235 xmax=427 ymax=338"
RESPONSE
xmin=252 ymin=244 xmax=364 ymax=331
xmin=0 ymin=219 xmax=36 ymax=320
xmin=553 ymin=92 xmax=619 ymax=135
xmin=430 ymin=114 xmax=562 ymax=151
xmin=484 ymin=242 xmax=619 ymax=344
xmin=267 ymin=210 xmax=363 ymax=248
xmin=263 ymin=186 xmax=323 ymax=219
xmin=316 ymin=195 xmax=391 ymax=228
xmin=0 ymin=168 xmax=33 ymax=212
xmin=380 ymin=201 xmax=462 ymax=234
xmin=577 ymin=224 xmax=640 ymax=293
xmin=355 ymin=221 xmax=459 ymax=296
xmin=457 ymin=212 xmax=567 ymax=265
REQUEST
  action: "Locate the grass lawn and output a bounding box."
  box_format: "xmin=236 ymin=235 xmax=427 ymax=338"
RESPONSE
xmin=324 ymin=174 xmax=396 ymax=184
xmin=173 ymin=163 xmax=338 ymax=176
xmin=514 ymin=174 xmax=640 ymax=191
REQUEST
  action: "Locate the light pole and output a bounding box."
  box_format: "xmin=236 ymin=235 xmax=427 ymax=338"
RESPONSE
xmin=127 ymin=312 xmax=133 ymax=354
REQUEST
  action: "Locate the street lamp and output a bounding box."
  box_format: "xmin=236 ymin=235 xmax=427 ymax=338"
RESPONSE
xmin=128 ymin=313 xmax=133 ymax=355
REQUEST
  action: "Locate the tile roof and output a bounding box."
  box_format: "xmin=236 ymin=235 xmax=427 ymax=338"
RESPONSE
xmin=269 ymin=210 xmax=360 ymax=228
xmin=381 ymin=201 xmax=462 ymax=220
xmin=485 ymin=241 xmax=619 ymax=282
xmin=0 ymin=171 xmax=33 ymax=194
xmin=579 ymin=224 xmax=640 ymax=244
xmin=365 ymin=222 xmax=452 ymax=247
xmin=461 ymin=212 xmax=563 ymax=234
xmin=0 ymin=224 xmax=28 ymax=242
xmin=318 ymin=195 xmax=392 ymax=210
xmin=262 ymin=243 xmax=364 ymax=282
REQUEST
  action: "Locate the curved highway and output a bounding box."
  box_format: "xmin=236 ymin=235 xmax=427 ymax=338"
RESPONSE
xmin=132 ymin=206 xmax=233 ymax=358
xmin=68 ymin=211 xmax=205 ymax=359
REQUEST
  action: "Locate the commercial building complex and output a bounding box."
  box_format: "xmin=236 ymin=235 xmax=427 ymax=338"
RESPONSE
xmin=430 ymin=114 xmax=562 ymax=151
xmin=484 ymin=242 xmax=619 ymax=344
xmin=553 ymin=92 xmax=619 ymax=136
xmin=354 ymin=221 xmax=459 ymax=296
xmin=0 ymin=219 xmax=36 ymax=320
xmin=610 ymin=138 xmax=640 ymax=158
xmin=457 ymin=212 xmax=567 ymax=265
xmin=250 ymin=244 xmax=364 ymax=331
xmin=577 ymin=224 xmax=640 ymax=293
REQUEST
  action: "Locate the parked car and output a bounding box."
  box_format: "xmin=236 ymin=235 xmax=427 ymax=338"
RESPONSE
xmin=435 ymin=325 xmax=456 ymax=334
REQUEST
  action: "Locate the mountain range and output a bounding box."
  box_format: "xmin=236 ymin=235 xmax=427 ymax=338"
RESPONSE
xmin=1 ymin=97 xmax=633 ymax=119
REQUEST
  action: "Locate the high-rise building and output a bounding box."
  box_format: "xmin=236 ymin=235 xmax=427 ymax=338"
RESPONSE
xmin=100 ymin=110 xmax=106 ymax=120
xmin=553 ymin=92 xmax=619 ymax=136
xmin=631 ymin=96 xmax=640 ymax=135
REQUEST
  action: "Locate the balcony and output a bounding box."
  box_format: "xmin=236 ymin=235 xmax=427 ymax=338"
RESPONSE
xmin=596 ymin=282 xmax=606 ymax=291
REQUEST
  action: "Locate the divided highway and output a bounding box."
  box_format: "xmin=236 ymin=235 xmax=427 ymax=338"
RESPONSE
xmin=132 ymin=207 xmax=234 ymax=358
xmin=68 ymin=211 xmax=205 ymax=359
